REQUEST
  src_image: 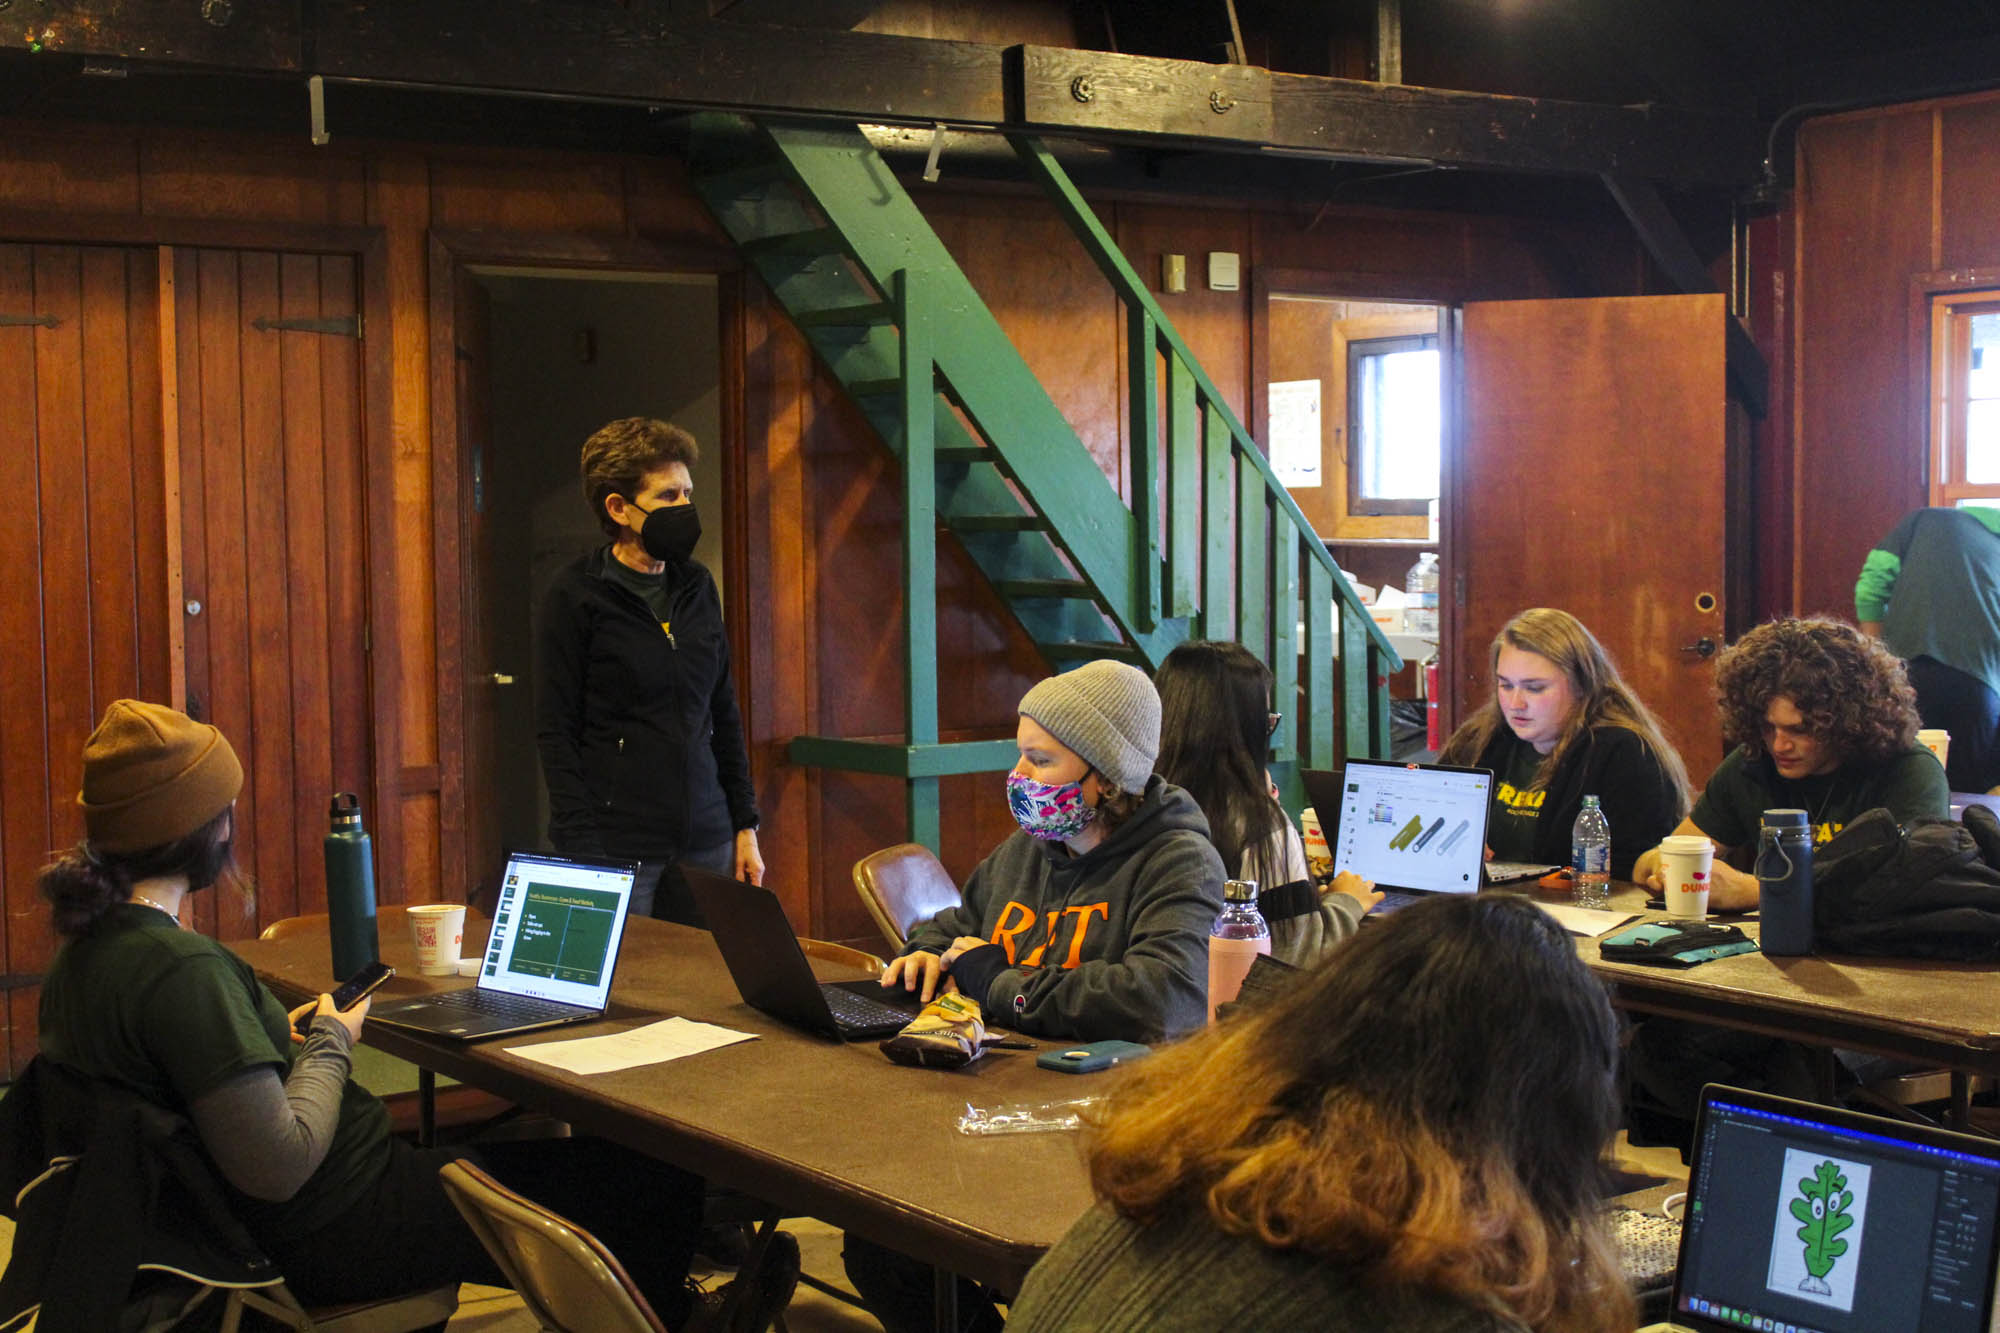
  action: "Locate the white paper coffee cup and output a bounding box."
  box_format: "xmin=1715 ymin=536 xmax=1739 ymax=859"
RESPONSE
xmin=407 ymin=903 xmax=467 ymax=976
xmin=1301 ymin=808 xmax=1333 ymax=882
xmin=1657 ymin=835 xmax=1714 ymax=921
xmin=1919 ymin=729 xmax=1950 ymax=772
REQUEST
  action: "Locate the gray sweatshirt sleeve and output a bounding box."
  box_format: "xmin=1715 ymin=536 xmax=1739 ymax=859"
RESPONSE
xmin=189 ymin=1016 xmax=355 ymax=1201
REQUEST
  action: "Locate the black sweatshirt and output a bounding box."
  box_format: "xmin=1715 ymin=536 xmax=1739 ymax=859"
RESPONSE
xmin=534 ymin=546 xmax=757 ymax=859
xmin=1472 ymin=725 xmax=1684 ymax=880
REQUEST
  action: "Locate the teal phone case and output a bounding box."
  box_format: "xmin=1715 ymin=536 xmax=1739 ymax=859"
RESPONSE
xmin=1037 ymin=1040 xmax=1151 ymax=1073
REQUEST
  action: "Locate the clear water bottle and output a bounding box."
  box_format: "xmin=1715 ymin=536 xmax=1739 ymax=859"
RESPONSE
xmin=1208 ymin=879 xmax=1271 ymax=1024
xmin=1756 ymin=809 xmax=1815 ymax=956
xmin=1571 ymin=795 xmax=1611 ymax=910
xmin=1405 ymin=552 xmax=1440 ymax=637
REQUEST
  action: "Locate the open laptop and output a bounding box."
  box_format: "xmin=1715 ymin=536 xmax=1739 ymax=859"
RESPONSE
xmin=686 ymin=865 xmax=926 ymax=1041
xmin=1321 ymin=758 xmax=1492 ymax=912
xmin=1640 ymin=1084 xmax=2000 ymax=1332
xmin=369 ymin=850 xmax=638 ymax=1040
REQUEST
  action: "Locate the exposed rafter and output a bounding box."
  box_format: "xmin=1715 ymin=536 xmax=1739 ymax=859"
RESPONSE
xmin=4 ymin=2 xmax=1763 ymax=188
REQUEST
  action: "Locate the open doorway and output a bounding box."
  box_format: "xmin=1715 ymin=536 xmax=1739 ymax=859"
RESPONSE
xmin=457 ymin=268 xmax=724 ymax=895
xmin=1266 ymin=290 xmax=1448 ymax=760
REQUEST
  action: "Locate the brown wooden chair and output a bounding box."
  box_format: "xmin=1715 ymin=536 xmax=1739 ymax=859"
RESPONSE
xmin=798 ymin=938 xmax=888 ymax=974
xmin=259 ymin=913 xmax=331 ymax=942
xmin=850 ymin=844 xmax=961 ymax=953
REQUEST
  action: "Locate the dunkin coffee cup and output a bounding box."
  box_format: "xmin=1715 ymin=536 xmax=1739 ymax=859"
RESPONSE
xmin=1918 ymin=729 xmax=1951 ymax=772
xmin=1657 ymin=835 xmax=1715 ymax=921
xmin=1300 ymin=808 xmax=1333 ymax=883
xmin=406 ymin=903 xmax=467 ymax=976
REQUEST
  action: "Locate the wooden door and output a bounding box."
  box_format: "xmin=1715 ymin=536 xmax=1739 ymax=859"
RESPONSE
xmin=0 ymin=243 xmax=170 ymax=1074
xmin=453 ymin=272 xmax=512 ymax=907
xmin=172 ymin=248 xmax=376 ymax=942
xmin=1455 ymin=293 xmax=1731 ymax=778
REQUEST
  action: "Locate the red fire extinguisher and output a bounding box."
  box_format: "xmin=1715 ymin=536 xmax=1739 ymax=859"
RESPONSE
xmin=1425 ymin=658 xmax=1441 ymax=752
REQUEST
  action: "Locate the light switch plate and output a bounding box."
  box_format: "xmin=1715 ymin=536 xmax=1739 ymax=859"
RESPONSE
xmin=1162 ymin=253 xmax=1187 ymax=293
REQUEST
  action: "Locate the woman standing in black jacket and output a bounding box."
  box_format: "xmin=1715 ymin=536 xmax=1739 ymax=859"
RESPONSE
xmin=1439 ymin=608 xmax=1690 ymax=879
xmin=536 ymin=417 xmax=762 ymax=925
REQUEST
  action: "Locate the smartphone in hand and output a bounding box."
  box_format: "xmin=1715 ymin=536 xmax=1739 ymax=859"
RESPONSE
xmin=328 ymin=960 xmax=394 ymax=1012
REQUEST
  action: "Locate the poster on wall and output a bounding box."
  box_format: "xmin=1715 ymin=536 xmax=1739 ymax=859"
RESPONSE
xmin=1268 ymin=379 xmax=1322 ymax=488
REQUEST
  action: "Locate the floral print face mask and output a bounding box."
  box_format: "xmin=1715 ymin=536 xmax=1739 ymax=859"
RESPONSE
xmin=1006 ymin=771 xmax=1097 ymax=842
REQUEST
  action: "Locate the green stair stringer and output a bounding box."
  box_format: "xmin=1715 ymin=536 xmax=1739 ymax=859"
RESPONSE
xmin=687 ymin=116 xmax=1186 ymax=668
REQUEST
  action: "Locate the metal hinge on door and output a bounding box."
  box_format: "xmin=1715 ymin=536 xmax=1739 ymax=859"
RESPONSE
xmin=251 ymin=314 xmax=361 ymax=338
xmin=0 ymin=313 xmax=62 ymax=329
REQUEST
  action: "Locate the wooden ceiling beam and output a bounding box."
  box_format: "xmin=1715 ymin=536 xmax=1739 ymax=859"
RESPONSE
xmin=7 ymin=1 xmax=1763 ymax=187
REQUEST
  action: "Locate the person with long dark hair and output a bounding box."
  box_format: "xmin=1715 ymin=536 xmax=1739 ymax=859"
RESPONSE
xmin=32 ymin=699 xmax=786 ymax=1327
xmin=1005 ymin=894 xmax=1633 ymax=1332
xmin=1440 ymin=608 xmax=1690 ymax=879
xmin=1154 ymin=640 xmax=1380 ymax=961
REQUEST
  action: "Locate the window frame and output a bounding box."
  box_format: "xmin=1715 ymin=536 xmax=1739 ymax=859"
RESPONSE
xmin=1345 ymin=332 xmax=1441 ymax=517
xmin=1922 ymin=282 xmax=2000 ymax=507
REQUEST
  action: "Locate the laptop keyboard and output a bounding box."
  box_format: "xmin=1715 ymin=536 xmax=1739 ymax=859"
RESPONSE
xmin=821 ymin=984 xmax=916 ymax=1030
xmin=1375 ymin=890 xmax=1425 ymax=913
xmin=1606 ymin=1204 xmax=1683 ymax=1286
xmin=416 ymin=987 xmax=577 ymax=1019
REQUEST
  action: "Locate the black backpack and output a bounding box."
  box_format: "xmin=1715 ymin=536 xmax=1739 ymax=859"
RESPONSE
xmin=1812 ymin=805 xmax=2000 ymax=959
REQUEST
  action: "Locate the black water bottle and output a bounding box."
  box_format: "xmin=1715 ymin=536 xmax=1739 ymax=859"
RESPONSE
xmin=1755 ymin=808 xmax=1815 ymax=956
xmin=325 ymin=792 xmax=380 ymax=979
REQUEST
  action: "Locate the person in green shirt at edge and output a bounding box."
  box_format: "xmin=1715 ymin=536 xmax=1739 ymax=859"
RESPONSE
xmin=1854 ymin=505 xmax=2000 ymax=793
xmin=1634 ymin=617 xmax=1950 ymax=912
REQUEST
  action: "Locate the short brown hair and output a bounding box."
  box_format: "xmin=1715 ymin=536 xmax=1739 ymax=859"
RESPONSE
xmin=579 ymin=417 xmax=699 ymax=538
xmin=1713 ymin=617 xmax=1920 ymax=769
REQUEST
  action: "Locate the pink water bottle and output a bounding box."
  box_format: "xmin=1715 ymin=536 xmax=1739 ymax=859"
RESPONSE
xmin=1208 ymin=879 xmax=1271 ymax=1023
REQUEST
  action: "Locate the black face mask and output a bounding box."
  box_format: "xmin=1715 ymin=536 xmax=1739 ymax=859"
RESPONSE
xmin=637 ymin=502 xmax=701 ymax=565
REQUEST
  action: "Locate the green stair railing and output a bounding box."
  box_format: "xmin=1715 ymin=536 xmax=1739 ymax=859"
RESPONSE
xmin=685 ymin=115 xmax=1401 ymax=848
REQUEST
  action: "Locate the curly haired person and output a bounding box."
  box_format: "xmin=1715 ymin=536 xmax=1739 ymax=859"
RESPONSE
xmin=1634 ymin=616 xmax=1948 ymax=911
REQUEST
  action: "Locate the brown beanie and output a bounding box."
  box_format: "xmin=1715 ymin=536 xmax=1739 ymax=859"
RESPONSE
xmin=78 ymin=700 xmax=243 ymax=854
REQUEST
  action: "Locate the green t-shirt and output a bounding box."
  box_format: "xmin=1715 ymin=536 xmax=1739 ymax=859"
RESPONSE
xmin=37 ymin=902 xmax=393 ymax=1244
xmin=1486 ymin=733 xmax=1550 ymax=863
xmin=1689 ymin=745 xmax=1950 ymax=851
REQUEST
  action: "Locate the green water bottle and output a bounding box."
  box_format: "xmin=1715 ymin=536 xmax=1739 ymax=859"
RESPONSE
xmin=325 ymin=792 xmax=380 ymax=980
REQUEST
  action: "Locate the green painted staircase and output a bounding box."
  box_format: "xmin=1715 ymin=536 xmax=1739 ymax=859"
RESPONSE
xmin=685 ymin=115 xmax=1401 ymax=847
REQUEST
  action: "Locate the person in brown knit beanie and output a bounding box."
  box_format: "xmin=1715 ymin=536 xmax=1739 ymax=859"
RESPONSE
xmin=30 ymin=701 xmax=733 ymax=1328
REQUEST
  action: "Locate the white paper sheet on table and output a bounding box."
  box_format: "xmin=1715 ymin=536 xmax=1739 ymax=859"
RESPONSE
xmin=505 ymin=1017 xmax=757 ymax=1075
xmin=1534 ymin=901 xmax=1640 ymax=938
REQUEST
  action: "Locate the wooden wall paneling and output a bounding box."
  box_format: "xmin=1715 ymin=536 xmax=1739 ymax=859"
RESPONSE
xmin=1265 ymin=294 xmax=1336 ymax=534
xmin=172 ymin=248 xmax=214 ymax=935
xmin=239 ymin=251 xmax=301 ymax=933
xmin=427 ymin=157 xmax=630 ymax=233
xmin=317 ymin=253 xmax=372 ymax=816
xmin=1792 ymin=109 xmax=1935 ymax=617
xmin=127 ymin=249 xmax=172 ymax=706
xmin=918 ymin=189 xmax=1124 ymax=489
xmin=190 ymin=248 xmax=259 ymax=940
xmin=1115 ymin=203 xmax=1254 ymax=445
xmin=33 ymin=248 xmax=97 ymax=835
xmin=0 ymin=121 xmax=143 ymax=215
xmin=370 ymin=151 xmax=440 ymax=904
xmin=743 ymin=285 xmax=817 ymax=932
xmin=425 ymin=235 xmax=469 ymax=907
xmin=279 ymin=252 xmax=334 ymax=924
xmin=160 ymin=251 xmax=187 ymax=712
xmin=625 ymin=157 xmax=737 ymax=248
xmin=0 ymin=245 xmax=45 ymax=1076
xmin=1938 ymin=100 xmax=2000 ymax=272
xmin=80 ymin=248 xmax=143 ymax=707
xmin=137 ymin=134 xmax=369 ymax=227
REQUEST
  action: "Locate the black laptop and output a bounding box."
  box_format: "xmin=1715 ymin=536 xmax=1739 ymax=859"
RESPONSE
xmin=1639 ymin=1084 xmax=2000 ymax=1332
xmin=685 ymin=866 xmax=925 ymax=1041
xmin=368 ymin=850 xmax=638 ymax=1040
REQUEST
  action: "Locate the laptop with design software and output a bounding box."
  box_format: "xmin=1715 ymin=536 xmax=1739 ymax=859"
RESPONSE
xmin=368 ymin=850 xmax=637 ymax=1040
xmin=686 ymin=866 xmax=925 ymax=1041
xmin=1322 ymin=758 xmax=1492 ymax=913
xmin=1640 ymin=1085 xmax=2000 ymax=1333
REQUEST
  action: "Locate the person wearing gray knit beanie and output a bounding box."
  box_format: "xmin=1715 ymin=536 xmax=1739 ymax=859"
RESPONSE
xmin=1017 ymin=659 xmax=1162 ymax=794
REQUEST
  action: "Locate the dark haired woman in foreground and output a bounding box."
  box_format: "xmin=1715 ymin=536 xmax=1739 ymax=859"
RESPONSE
xmin=1005 ymin=894 xmax=1632 ymax=1333
xmin=32 ymin=700 xmax=786 ymax=1327
xmin=1154 ymin=640 xmax=1381 ymax=962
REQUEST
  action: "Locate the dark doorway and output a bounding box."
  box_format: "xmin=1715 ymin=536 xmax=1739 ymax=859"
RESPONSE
xmin=458 ymin=268 xmax=724 ymax=898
